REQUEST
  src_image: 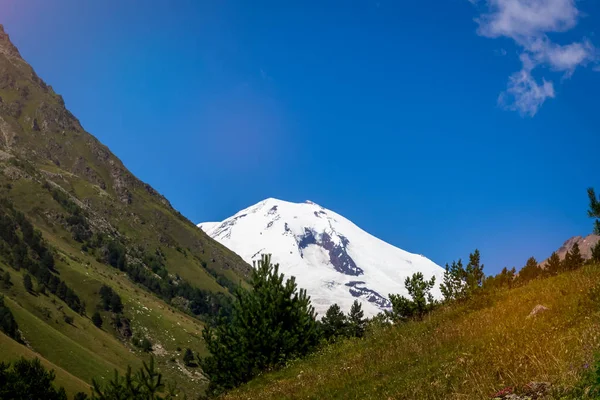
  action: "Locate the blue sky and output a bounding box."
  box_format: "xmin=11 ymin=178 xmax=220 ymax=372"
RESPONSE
xmin=1 ymin=0 xmax=599 ymax=274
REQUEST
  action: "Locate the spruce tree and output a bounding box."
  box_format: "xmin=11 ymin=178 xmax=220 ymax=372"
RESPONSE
xmin=588 ymin=188 xmax=600 ymax=234
xmin=321 ymin=303 xmax=348 ymax=341
xmin=545 ymin=252 xmax=561 ymax=276
xmin=347 ymin=300 xmax=367 ymax=338
xmin=200 ymin=254 xmax=319 ymax=394
xmin=23 ymin=274 xmax=33 ymax=292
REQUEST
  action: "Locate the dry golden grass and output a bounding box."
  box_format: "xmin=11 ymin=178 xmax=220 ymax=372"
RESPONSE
xmin=222 ymin=265 xmax=600 ymax=400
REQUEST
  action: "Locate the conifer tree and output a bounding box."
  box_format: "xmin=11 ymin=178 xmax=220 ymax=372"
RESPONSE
xmin=588 ymin=188 xmax=600 ymax=234
xmin=562 ymin=250 xmax=572 ymax=272
xmin=465 ymin=249 xmax=485 ymax=294
xmin=591 ymin=241 xmax=600 ymax=264
xmin=347 ymin=300 xmax=367 ymax=338
xmin=0 ymin=295 xmax=20 ymax=341
xmin=200 ymin=254 xmax=319 ymax=394
xmin=440 ymin=259 xmax=465 ymax=302
xmin=1 ymin=271 xmax=11 ymax=288
xmin=0 ymin=358 xmax=67 ymax=400
xmin=23 ymin=274 xmax=33 ymax=292
xmin=388 ymin=272 xmax=436 ymax=321
xmin=92 ymin=311 xmax=103 ymax=328
xmin=569 ymin=242 xmax=584 ymax=270
xmin=545 ymin=252 xmax=561 ymax=276
xmin=517 ymin=257 xmax=542 ymax=284
xmin=320 ymin=303 xmax=348 ymax=341
xmin=183 ymin=348 xmax=195 ymax=367
xmin=91 ymin=358 xmax=177 ymax=399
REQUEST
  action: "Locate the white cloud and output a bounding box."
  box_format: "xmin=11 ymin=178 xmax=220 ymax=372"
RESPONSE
xmin=471 ymin=0 xmax=598 ymax=115
xmin=498 ymin=69 xmax=555 ymax=116
xmin=476 ymin=0 xmax=579 ymax=39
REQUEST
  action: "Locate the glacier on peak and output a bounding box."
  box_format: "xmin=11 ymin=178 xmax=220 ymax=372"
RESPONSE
xmin=198 ymin=198 xmax=444 ymax=317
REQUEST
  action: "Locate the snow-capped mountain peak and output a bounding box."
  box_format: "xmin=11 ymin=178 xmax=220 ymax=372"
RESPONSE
xmin=198 ymin=198 xmax=444 ymax=317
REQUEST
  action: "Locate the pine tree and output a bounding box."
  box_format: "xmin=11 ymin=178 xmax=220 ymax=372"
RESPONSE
xmin=200 ymin=254 xmax=319 ymax=394
xmin=92 ymin=311 xmax=103 ymax=328
xmin=110 ymin=293 xmax=123 ymax=314
xmin=0 ymin=358 xmax=67 ymax=400
xmin=562 ymin=250 xmax=572 ymax=272
xmin=388 ymin=272 xmax=436 ymax=321
xmin=0 ymin=295 xmax=20 ymax=340
xmin=56 ymin=281 xmax=67 ymax=299
xmin=23 ymin=274 xmax=33 ymax=292
xmin=517 ymin=257 xmax=542 ymax=284
xmin=569 ymin=242 xmax=584 ymax=270
xmin=99 ymin=285 xmax=112 ymax=311
xmin=347 ymin=300 xmax=367 ymax=338
xmin=440 ymin=259 xmax=465 ymax=302
xmin=41 ymin=251 xmax=55 ymax=270
xmin=465 ymin=249 xmax=485 ymax=294
xmin=545 ymin=252 xmax=561 ymax=276
xmin=320 ymin=303 xmax=348 ymax=341
xmin=591 ymin=241 xmax=600 ymax=264
xmin=1 ymin=271 xmax=11 ymax=288
xmin=588 ymin=188 xmax=600 ymax=235
xmin=91 ymin=358 xmax=178 ymax=399
xmin=183 ymin=348 xmax=195 ymax=367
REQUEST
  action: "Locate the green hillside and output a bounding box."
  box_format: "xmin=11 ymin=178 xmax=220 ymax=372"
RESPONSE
xmin=0 ymin=24 xmax=250 ymax=398
xmin=221 ymin=265 xmax=600 ymax=399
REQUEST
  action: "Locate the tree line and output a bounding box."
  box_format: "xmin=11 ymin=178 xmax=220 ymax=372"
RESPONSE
xmin=0 ymin=198 xmax=84 ymax=314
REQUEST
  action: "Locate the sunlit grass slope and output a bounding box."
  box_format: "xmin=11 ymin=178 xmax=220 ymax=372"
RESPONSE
xmin=223 ymin=265 xmax=600 ymax=400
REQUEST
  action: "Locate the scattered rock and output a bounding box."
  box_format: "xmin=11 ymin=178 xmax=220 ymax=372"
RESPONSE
xmin=492 ymin=381 xmax=551 ymax=399
xmin=527 ymin=305 xmax=549 ymax=319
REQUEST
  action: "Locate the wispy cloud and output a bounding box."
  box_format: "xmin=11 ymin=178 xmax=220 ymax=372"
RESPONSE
xmin=471 ymin=0 xmax=598 ymax=116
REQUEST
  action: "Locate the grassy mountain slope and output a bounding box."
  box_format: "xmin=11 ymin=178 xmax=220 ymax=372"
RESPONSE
xmin=223 ymin=265 xmax=600 ymax=399
xmin=0 ymin=24 xmax=251 ymax=397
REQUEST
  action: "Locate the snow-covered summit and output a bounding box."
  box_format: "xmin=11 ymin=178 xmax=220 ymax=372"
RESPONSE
xmin=198 ymin=198 xmax=444 ymax=317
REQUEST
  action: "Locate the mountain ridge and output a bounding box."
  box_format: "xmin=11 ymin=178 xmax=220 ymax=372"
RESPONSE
xmin=0 ymin=23 xmax=250 ymax=397
xmin=541 ymin=233 xmax=599 ymax=267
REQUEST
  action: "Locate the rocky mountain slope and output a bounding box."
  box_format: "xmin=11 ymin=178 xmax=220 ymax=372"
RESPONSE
xmin=199 ymin=198 xmax=444 ymax=317
xmin=541 ymin=234 xmax=599 ymax=267
xmin=0 ymin=24 xmax=250 ymax=397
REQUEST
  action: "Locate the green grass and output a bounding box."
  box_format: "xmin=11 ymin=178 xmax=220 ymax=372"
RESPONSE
xmin=0 ymin=331 xmax=91 ymax=396
xmin=222 ymin=266 xmax=600 ymax=400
